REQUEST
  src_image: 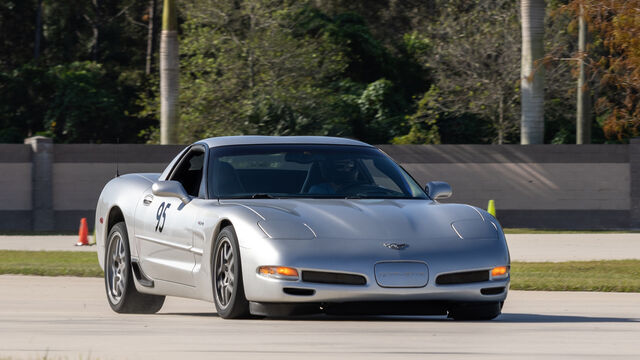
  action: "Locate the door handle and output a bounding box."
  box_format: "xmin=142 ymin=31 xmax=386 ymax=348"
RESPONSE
xmin=143 ymin=195 xmax=153 ymax=206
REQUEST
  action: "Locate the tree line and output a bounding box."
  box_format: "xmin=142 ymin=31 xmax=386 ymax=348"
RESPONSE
xmin=0 ymin=0 xmax=638 ymax=144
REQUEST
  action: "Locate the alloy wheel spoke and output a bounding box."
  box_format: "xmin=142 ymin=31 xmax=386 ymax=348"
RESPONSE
xmin=225 ymin=287 xmax=232 ymax=304
xmin=218 ymin=250 xmax=225 ymax=273
xmin=107 ymin=233 xmax=127 ymax=303
xmin=118 ymin=239 xmax=126 ymax=261
xmin=221 ymin=284 xmax=228 ymax=304
xmin=112 ymin=272 xmax=119 ymax=297
xmin=215 ymin=238 xmax=236 ymax=308
xmin=223 ymin=243 xmax=231 ymax=261
xmin=116 ymin=278 xmax=124 ymax=296
xmin=228 ymin=255 xmax=234 ymax=271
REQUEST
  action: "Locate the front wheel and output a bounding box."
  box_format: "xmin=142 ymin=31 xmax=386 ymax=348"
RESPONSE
xmin=213 ymin=225 xmax=250 ymax=319
xmin=105 ymin=222 xmax=165 ymax=314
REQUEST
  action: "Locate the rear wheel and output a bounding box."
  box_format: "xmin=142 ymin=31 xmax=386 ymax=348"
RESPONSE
xmin=213 ymin=225 xmax=250 ymax=319
xmin=448 ymin=302 xmax=502 ymax=320
xmin=105 ymin=222 xmax=165 ymax=314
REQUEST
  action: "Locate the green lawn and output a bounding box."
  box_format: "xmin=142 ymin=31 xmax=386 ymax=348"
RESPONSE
xmin=510 ymin=260 xmax=640 ymax=292
xmin=1 ymin=251 xmax=639 ymax=292
xmin=0 ymin=250 xmax=102 ymax=277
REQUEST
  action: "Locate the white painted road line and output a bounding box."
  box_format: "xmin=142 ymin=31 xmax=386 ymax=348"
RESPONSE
xmin=0 ymin=235 xmax=97 ymax=252
xmin=0 ymin=275 xmax=639 ymax=359
xmin=506 ymin=233 xmax=640 ymax=261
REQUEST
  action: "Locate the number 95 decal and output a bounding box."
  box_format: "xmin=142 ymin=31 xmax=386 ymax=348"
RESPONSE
xmin=155 ymin=202 xmax=171 ymax=232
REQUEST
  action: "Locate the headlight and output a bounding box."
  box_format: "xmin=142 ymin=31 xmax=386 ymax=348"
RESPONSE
xmin=258 ymin=266 xmax=299 ymax=280
xmin=490 ymin=266 xmax=509 ymax=280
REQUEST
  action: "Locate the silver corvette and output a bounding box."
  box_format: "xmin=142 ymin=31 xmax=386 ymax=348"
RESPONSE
xmin=95 ymin=136 xmax=510 ymax=320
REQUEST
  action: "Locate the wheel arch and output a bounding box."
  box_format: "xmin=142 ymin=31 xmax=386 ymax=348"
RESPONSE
xmin=107 ymin=206 xmax=125 ymax=236
xmin=210 ymin=218 xmax=234 ymax=253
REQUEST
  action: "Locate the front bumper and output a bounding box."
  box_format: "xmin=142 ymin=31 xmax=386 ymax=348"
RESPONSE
xmin=247 ymin=271 xmax=509 ymax=303
xmin=240 ymin=234 xmax=510 ymax=308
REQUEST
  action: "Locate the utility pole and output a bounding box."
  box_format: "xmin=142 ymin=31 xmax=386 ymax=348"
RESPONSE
xmin=160 ymin=0 xmax=179 ymax=144
xmin=576 ymin=3 xmax=591 ymax=144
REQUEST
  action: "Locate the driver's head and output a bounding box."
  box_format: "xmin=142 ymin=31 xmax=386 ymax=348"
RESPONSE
xmin=327 ymin=158 xmax=357 ymax=183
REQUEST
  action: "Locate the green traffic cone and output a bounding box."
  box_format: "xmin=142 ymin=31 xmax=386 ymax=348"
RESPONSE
xmin=487 ymin=200 xmax=496 ymax=217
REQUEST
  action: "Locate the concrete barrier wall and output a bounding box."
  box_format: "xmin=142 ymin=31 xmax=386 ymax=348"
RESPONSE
xmin=51 ymin=144 xmax=183 ymax=230
xmin=0 ymin=145 xmax=32 ymax=230
xmin=0 ymin=138 xmax=637 ymax=231
xmin=378 ymin=144 xmax=632 ymax=229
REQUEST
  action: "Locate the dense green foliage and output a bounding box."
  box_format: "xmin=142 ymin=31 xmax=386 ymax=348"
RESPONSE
xmin=0 ymin=0 xmax=634 ymax=144
xmin=0 ymin=0 xmax=153 ymax=143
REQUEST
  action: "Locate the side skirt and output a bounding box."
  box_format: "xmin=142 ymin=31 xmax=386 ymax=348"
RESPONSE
xmin=131 ymin=258 xmax=154 ymax=288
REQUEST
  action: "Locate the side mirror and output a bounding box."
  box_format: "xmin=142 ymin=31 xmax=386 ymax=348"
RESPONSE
xmin=152 ymin=181 xmax=192 ymax=204
xmin=426 ymin=181 xmax=452 ymax=200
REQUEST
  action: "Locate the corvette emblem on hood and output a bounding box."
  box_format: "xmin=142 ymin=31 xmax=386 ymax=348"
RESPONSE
xmin=383 ymin=242 xmax=408 ymax=250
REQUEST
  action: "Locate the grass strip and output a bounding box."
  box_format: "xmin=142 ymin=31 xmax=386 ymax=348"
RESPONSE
xmin=510 ymin=260 xmax=640 ymax=292
xmin=1 ymin=251 xmax=639 ymax=292
xmin=0 ymin=250 xmax=102 ymax=277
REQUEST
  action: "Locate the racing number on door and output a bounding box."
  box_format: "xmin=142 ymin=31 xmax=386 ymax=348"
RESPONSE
xmin=155 ymin=202 xmax=171 ymax=232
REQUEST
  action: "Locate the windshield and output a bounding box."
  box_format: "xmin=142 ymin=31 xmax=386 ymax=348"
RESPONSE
xmin=208 ymin=144 xmax=428 ymax=199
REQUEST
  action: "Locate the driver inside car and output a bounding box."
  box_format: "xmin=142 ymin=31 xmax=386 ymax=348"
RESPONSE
xmin=308 ymin=158 xmax=362 ymax=194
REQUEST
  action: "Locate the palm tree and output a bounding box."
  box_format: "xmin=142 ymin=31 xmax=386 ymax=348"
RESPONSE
xmin=576 ymin=3 xmax=591 ymax=144
xmin=160 ymin=0 xmax=178 ymax=144
xmin=520 ymin=0 xmax=546 ymax=144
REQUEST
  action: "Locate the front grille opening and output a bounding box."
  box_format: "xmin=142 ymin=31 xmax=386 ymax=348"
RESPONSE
xmin=481 ymin=287 xmax=505 ymax=295
xmin=283 ymin=287 xmax=315 ymax=296
xmin=436 ymin=270 xmax=489 ymax=285
xmin=301 ymin=271 xmax=367 ymax=285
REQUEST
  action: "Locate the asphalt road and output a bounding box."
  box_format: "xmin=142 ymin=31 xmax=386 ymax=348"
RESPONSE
xmin=2 ymin=233 xmax=640 ymax=261
xmin=0 ymin=275 xmax=638 ymax=359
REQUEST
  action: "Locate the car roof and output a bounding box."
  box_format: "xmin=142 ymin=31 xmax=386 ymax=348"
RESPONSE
xmin=196 ymin=136 xmax=373 ymax=148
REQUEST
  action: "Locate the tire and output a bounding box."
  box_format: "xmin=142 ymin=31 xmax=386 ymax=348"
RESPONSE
xmin=448 ymin=301 xmax=502 ymax=321
xmin=213 ymin=225 xmax=250 ymax=319
xmin=105 ymin=222 xmax=165 ymax=314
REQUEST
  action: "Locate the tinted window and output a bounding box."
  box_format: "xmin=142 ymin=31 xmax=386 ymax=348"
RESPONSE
xmin=169 ymin=148 xmax=205 ymax=197
xmin=208 ymin=144 xmax=427 ymax=199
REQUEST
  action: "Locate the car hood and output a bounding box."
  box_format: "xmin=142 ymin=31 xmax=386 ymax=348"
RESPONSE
xmin=220 ymin=198 xmax=495 ymax=241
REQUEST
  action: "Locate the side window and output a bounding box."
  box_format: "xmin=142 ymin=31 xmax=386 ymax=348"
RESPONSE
xmin=169 ymin=148 xmax=205 ymax=197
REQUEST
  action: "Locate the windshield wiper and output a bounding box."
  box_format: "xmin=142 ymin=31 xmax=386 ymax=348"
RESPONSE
xmin=344 ymin=194 xmax=415 ymax=200
xmin=344 ymin=194 xmax=364 ymax=199
xmin=251 ymin=193 xmax=276 ymax=199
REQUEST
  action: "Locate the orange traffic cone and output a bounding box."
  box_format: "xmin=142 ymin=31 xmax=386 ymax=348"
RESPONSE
xmin=76 ymin=218 xmax=90 ymax=246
